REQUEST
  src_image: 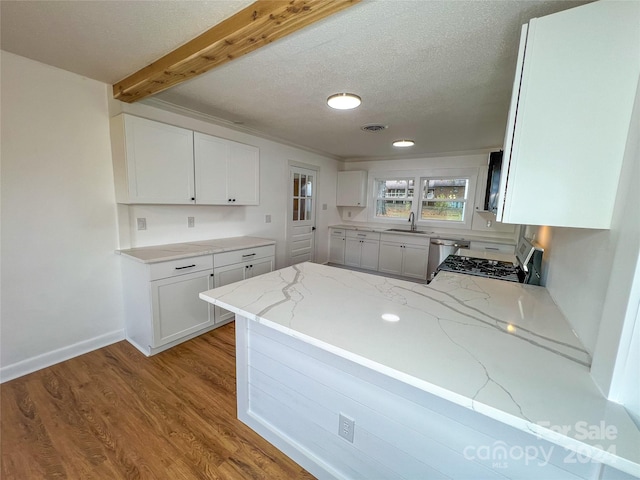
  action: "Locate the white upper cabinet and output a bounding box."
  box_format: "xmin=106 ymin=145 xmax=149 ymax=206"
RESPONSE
xmin=111 ymin=114 xmax=259 ymax=205
xmin=498 ymin=1 xmax=640 ymax=229
xmin=194 ymin=132 xmax=259 ymax=205
xmin=337 ymin=171 xmax=367 ymax=207
xmin=111 ymin=114 xmax=195 ymax=204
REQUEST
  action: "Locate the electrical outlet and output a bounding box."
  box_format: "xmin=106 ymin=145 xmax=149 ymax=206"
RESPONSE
xmin=338 ymin=413 xmax=355 ymax=443
xmin=322 ymin=203 xmax=328 ymax=211
xmin=265 ymin=214 xmax=272 ymax=224
xmin=188 ymin=216 xmax=195 ymax=228
xmin=136 ymin=218 xmax=147 ymax=231
xmin=347 ymin=211 xmax=352 ymax=218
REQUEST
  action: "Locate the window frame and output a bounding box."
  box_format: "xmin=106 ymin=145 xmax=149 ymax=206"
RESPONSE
xmin=373 ymin=177 xmax=415 ymax=221
xmin=368 ymin=168 xmax=478 ymax=229
xmin=418 ymin=175 xmax=470 ymax=226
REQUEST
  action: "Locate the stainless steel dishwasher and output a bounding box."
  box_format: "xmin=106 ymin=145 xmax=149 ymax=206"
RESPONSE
xmin=427 ymin=238 xmax=470 ymax=282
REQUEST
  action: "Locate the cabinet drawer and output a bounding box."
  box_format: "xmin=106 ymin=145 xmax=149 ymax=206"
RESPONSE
xmin=469 ymin=241 xmax=515 ymax=254
xmin=214 ymin=244 xmax=276 ymax=268
xmin=345 ymin=230 xmax=380 ymax=241
xmin=380 ymin=233 xmax=430 ymax=247
xmin=149 ymin=255 xmax=213 ymax=281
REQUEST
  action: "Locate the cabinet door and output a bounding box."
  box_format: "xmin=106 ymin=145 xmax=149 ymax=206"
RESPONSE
xmin=402 ymin=244 xmax=429 ymax=280
xmin=227 ymin=142 xmax=259 ymax=205
xmin=213 ymin=263 xmax=248 ymax=324
xmin=150 ymin=270 xmax=213 ymax=347
xmin=360 ymin=239 xmax=380 ymax=271
xmin=337 ymin=171 xmax=367 ymax=206
xmin=124 ymin=115 xmax=195 ymax=204
xmin=194 ymin=132 xmax=229 ymax=205
xmin=378 ymin=242 xmax=403 ymax=276
xmin=329 ymin=235 xmax=346 ymax=265
xmin=344 ymin=238 xmax=362 ymax=268
xmin=248 ymin=256 xmax=274 ymax=278
xmin=498 ymin=1 xmax=639 ymax=228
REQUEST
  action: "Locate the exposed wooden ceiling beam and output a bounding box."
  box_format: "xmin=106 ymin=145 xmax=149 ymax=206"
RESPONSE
xmin=113 ymin=0 xmax=360 ymax=103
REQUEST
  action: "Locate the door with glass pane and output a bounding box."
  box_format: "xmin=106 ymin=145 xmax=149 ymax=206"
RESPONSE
xmin=288 ymin=165 xmax=316 ymax=265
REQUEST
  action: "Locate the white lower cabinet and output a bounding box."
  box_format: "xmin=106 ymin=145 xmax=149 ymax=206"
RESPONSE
xmin=122 ymin=254 xmax=215 ymax=356
xmin=213 ymin=245 xmax=275 ymax=324
xmin=151 ymin=270 xmax=213 ymax=347
xmin=378 ymin=233 xmax=429 ymax=280
xmin=329 ymin=228 xmax=346 ymax=265
xmin=344 ymin=231 xmax=380 ymax=271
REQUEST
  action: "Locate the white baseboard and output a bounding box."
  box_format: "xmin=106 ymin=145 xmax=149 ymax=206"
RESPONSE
xmin=1 ymin=329 xmax=125 ymax=383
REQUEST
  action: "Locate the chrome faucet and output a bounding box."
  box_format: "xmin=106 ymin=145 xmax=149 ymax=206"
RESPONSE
xmin=408 ymin=211 xmax=416 ymax=231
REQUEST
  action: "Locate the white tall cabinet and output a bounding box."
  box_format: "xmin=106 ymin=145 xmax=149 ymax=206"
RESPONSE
xmin=497 ymin=1 xmax=640 ymax=229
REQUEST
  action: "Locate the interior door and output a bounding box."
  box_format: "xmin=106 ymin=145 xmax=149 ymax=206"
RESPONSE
xmin=288 ymin=165 xmax=317 ymax=265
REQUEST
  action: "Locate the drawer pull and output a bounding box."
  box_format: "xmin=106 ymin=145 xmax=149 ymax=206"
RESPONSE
xmin=242 ymin=253 xmax=256 ymax=258
xmin=485 ymin=247 xmax=500 ymax=251
xmin=175 ymin=264 xmax=196 ymax=270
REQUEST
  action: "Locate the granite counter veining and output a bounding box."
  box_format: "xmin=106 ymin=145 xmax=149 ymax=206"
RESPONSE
xmin=116 ymin=236 xmax=275 ymax=263
xmin=199 ymin=262 xmax=640 ymax=477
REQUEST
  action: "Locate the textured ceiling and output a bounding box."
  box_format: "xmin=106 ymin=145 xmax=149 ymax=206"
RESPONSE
xmin=1 ymin=0 xmax=588 ymax=161
xmin=0 ymin=0 xmax=254 ymax=84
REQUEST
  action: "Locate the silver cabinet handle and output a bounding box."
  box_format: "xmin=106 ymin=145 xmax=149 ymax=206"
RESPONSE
xmin=175 ymin=264 xmax=196 ymax=270
xmin=242 ymin=253 xmax=256 ymax=258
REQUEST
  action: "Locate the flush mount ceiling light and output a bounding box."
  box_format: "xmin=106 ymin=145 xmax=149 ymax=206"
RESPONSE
xmin=393 ymin=139 xmax=415 ymax=148
xmin=381 ymin=313 xmax=400 ymax=322
xmin=327 ymin=93 xmax=361 ymax=110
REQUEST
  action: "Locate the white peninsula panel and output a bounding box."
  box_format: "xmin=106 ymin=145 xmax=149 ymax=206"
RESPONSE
xmin=200 ymin=263 xmax=640 ymax=479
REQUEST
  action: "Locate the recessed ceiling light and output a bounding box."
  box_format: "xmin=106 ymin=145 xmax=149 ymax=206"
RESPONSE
xmin=327 ymin=93 xmax=361 ymax=110
xmin=393 ymin=139 xmax=415 ymax=147
xmin=381 ymin=313 xmax=400 ymax=322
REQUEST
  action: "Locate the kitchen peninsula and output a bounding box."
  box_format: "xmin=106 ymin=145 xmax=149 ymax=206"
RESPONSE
xmin=199 ymin=262 xmax=639 ymax=480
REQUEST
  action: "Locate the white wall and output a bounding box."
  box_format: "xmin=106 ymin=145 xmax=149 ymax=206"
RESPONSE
xmin=109 ymin=101 xmax=342 ymax=268
xmin=0 ymin=52 xmax=125 ymax=381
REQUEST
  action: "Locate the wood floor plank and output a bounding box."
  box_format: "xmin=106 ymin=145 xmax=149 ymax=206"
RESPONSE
xmin=1 ymin=323 xmax=315 ymax=479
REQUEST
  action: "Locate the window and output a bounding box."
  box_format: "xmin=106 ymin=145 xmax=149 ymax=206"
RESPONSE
xmin=420 ymin=177 xmax=468 ymax=222
xmin=375 ymin=178 xmax=414 ymax=219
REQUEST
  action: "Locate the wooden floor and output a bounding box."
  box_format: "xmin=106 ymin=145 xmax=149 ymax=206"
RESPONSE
xmin=1 ymin=323 xmax=315 ymax=479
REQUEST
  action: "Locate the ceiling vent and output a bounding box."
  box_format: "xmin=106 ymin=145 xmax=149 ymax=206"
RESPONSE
xmin=361 ymin=124 xmax=388 ymax=133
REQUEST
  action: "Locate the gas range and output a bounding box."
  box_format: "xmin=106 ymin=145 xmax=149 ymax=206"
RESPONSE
xmin=435 ymin=237 xmax=543 ymax=285
xmin=437 ymin=255 xmax=524 ymax=283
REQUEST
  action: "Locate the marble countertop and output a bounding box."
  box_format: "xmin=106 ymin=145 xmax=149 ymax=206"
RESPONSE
xmin=199 ymin=262 xmax=640 ymax=476
xmin=330 ymin=223 xmax=517 ymax=245
xmin=116 ymin=236 xmax=275 ymax=263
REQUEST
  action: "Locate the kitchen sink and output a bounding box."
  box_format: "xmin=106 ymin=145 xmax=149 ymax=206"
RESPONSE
xmin=385 ymin=228 xmax=431 ymax=234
